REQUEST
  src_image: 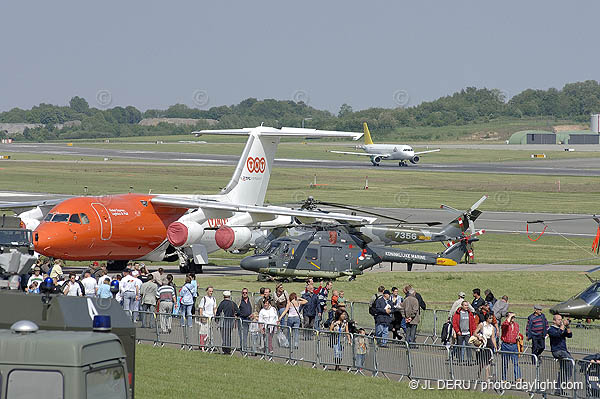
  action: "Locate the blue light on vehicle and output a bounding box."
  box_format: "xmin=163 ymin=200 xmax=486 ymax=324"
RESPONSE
xmin=93 ymin=315 xmax=111 ymax=332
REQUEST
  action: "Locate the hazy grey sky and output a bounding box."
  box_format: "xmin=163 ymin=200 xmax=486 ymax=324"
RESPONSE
xmin=1 ymin=1 xmax=599 ymax=113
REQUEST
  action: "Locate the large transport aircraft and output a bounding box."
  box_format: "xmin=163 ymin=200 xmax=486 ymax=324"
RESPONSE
xmin=4 ymin=127 xmax=370 ymax=272
xmin=329 ymin=122 xmax=440 ymax=167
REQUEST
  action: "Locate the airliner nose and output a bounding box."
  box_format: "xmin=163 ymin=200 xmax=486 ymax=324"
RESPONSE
xmin=33 ymin=223 xmax=68 ymax=257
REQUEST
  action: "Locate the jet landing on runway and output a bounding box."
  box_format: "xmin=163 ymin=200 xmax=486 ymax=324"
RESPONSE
xmin=329 ymin=122 xmax=440 ymax=167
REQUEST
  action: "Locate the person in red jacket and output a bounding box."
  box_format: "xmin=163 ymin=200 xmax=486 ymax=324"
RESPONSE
xmin=452 ymin=301 xmax=477 ymax=361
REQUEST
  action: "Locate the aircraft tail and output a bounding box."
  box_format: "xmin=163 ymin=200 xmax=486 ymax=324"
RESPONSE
xmin=439 ymin=195 xmax=487 ymax=239
xmin=439 ymin=237 xmax=478 ymax=264
xmin=363 ymin=122 xmax=374 ymax=145
xmin=195 ymin=126 xmax=362 ymax=206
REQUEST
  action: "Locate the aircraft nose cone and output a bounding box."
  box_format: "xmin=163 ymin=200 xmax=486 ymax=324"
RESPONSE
xmin=240 ymin=255 xmax=268 ymax=272
xmin=33 ymin=224 xmax=66 ymax=257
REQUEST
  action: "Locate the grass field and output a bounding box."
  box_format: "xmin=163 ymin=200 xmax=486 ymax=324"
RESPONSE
xmin=134 ymin=344 xmax=516 ymax=398
xmin=0 ymin=158 xmax=598 ymax=213
xmin=189 ymin=270 xmax=600 ymax=312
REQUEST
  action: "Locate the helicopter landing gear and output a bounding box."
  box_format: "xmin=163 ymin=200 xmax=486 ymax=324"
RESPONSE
xmin=407 ymin=262 xmax=413 ymax=271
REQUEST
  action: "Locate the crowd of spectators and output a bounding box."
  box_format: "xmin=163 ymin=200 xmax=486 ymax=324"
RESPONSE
xmin=21 ymin=261 xmax=582 ymax=380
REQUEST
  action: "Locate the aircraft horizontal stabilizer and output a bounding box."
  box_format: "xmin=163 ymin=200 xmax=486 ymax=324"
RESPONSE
xmin=150 ymin=196 xmax=372 ymax=223
xmin=414 ymin=149 xmax=441 ymax=155
xmin=194 ymin=126 xmax=363 ymax=141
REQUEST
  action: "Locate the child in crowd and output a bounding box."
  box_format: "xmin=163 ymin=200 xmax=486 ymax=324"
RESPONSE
xmin=355 ymin=328 xmax=368 ymax=371
xmin=198 ymin=316 xmax=210 ymax=351
xmin=249 ymin=312 xmax=261 ymax=354
xmin=27 ymin=281 xmax=39 ymax=294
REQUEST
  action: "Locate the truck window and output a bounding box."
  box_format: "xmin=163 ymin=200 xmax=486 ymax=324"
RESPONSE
xmin=86 ymin=365 xmax=127 ymax=399
xmin=7 ymin=370 xmax=63 ymax=398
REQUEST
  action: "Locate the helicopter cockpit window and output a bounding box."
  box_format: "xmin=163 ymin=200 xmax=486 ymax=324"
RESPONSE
xmin=80 ymin=213 xmax=90 ymax=224
xmin=52 ymin=213 xmax=69 ymax=222
xmin=265 ymin=242 xmax=281 ymax=255
xmin=580 ymin=283 xmax=600 ymax=305
xmin=305 ymin=247 xmax=318 ymax=261
xmin=69 ymin=214 xmax=81 ymax=224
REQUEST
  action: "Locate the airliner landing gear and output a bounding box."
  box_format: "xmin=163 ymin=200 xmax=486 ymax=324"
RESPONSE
xmin=177 ymin=249 xmax=204 ymax=274
xmin=371 ymin=161 xmax=380 ymax=166
xmin=107 ymin=260 xmax=128 ymax=271
xmin=398 ymin=161 xmax=407 ymax=167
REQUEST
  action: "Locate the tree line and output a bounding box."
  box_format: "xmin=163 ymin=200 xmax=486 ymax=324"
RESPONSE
xmin=2 ymin=80 xmax=599 ymax=141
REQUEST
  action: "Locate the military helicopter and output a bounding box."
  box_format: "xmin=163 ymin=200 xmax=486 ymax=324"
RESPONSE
xmin=550 ymin=275 xmax=600 ymax=320
xmin=239 ymin=224 xmax=480 ymax=280
xmin=297 ymin=195 xmax=487 ymax=262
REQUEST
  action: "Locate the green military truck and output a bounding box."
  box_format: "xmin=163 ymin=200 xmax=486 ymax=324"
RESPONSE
xmin=0 ymin=320 xmax=131 ymax=398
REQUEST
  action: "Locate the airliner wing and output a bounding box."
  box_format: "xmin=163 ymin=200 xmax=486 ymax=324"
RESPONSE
xmin=0 ymin=199 xmax=64 ymax=214
xmin=414 ymin=149 xmax=441 ymax=155
xmin=329 ymin=150 xmax=391 ymax=158
xmin=151 ymin=196 xmax=373 ymax=223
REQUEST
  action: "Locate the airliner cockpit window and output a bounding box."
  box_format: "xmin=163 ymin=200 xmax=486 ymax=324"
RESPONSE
xmin=80 ymin=213 xmax=90 ymax=224
xmin=69 ymin=214 xmax=81 ymax=224
xmin=43 ymin=213 xmax=54 ymax=221
xmin=52 ymin=214 xmax=69 ymax=222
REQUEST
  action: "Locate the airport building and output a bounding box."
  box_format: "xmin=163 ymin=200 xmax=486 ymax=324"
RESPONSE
xmin=507 ymin=114 xmax=600 ymax=145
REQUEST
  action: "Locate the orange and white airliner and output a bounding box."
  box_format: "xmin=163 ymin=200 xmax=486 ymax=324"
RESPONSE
xmin=5 ymin=127 xmax=368 ymax=271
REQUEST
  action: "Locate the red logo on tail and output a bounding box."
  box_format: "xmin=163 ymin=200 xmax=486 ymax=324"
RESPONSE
xmin=246 ymin=157 xmax=266 ymax=173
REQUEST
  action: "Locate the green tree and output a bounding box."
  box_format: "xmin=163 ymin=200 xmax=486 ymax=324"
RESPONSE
xmin=69 ymin=96 xmax=90 ymax=114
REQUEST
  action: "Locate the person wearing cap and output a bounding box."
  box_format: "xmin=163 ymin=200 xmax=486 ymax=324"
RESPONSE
xmin=215 ymin=290 xmax=239 ymax=354
xmin=120 ymin=268 xmax=139 ymax=316
xmin=526 ymin=305 xmax=549 ymax=358
xmin=27 ymin=267 xmax=44 ymax=288
xmin=449 ymin=292 xmax=475 ymax=317
xmin=401 ymin=288 xmax=421 ymax=343
xmin=374 ymin=289 xmax=393 ymax=347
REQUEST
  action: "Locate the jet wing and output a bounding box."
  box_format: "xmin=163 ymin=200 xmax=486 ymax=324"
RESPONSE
xmin=414 ymin=149 xmax=441 ymax=155
xmin=329 ymin=150 xmax=391 ymax=158
xmin=0 ymin=199 xmax=64 ymax=214
xmin=150 ymin=196 xmax=372 ymax=223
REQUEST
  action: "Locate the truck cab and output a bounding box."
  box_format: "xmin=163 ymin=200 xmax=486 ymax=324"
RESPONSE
xmin=0 ymin=320 xmax=130 ymax=399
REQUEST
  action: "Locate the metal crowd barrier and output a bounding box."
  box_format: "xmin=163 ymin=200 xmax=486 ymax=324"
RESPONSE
xmin=135 ymin=315 xmax=599 ymax=398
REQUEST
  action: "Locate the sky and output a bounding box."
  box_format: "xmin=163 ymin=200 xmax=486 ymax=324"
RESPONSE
xmin=1 ymin=1 xmax=599 ymax=113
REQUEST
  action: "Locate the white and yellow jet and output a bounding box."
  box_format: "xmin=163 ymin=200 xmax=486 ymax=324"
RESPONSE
xmin=329 ymin=122 xmax=440 ymax=167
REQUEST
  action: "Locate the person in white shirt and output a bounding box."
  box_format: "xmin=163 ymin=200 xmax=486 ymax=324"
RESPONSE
xmin=63 ymin=273 xmax=83 ymax=297
xmin=198 ymin=286 xmax=217 ymax=318
xmin=258 ymin=297 xmax=278 ymax=353
xmin=27 ymin=267 xmax=44 ymax=288
xmin=81 ymin=271 xmax=98 ymax=297
xmin=120 ymin=269 xmax=139 ymax=316
xmin=131 ymin=270 xmax=143 ymax=321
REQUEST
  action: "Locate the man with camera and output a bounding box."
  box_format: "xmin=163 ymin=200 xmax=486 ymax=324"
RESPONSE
xmin=548 ymin=314 xmax=573 ymax=393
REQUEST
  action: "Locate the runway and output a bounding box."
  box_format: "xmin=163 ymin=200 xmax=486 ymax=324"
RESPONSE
xmin=1 ymin=143 xmax=599 ymax=176
xmin=0 ymin=190 xmax=594 ymax=238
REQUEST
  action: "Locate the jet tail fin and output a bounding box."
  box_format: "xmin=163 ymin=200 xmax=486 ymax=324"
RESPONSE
xmin=363 ymin=122 xmax=374 ymax=145
xmin=194 ymin=126 xmax=362 ymax=206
